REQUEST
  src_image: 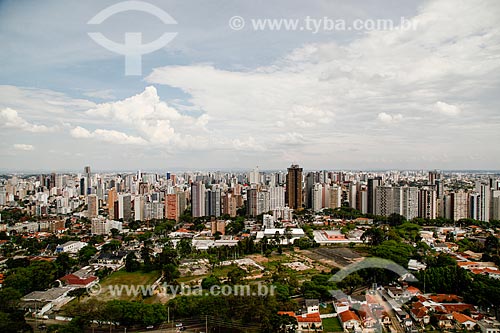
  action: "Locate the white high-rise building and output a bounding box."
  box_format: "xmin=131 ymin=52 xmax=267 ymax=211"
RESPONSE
xmin=312 ymin=183 xmax=323 ymax=212
xmin=191 ymin=181 xmax=206 ymax=217
xmin=349 ymin=182 xmax=357 ymax=209
xmin=329 ymin=184 xmax=342 ymax=209
xmin=418 ymin=187 xmax=437 ymax=219
xmin=249 ymin=166 xmax=260 ymax=185
xmin=269 ymin=186 xmax=285 ymax=210
xmin=402 ymin=187 xmax=418 ymax=220
xmin=118 ymin=194 xmax=131 ymax=221
xmin=134 ymin=196 xmax=145 ymax=221
xmin=491 ymin=190 xmax=500 ymax=221
xmin=476 ymin=181 xmax=491 ymax=222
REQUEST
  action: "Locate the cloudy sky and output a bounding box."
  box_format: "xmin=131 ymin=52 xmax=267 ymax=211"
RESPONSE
xmin=1 ymin=0 xmax=499 ymax=172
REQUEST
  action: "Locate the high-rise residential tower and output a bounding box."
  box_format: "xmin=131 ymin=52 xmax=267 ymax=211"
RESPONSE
xmin=286 ymin=164 xmax=303 ymax=209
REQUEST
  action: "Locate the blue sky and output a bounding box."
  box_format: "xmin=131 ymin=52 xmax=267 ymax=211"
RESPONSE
xmin=1 ymin=0 xmax=499 ymax=171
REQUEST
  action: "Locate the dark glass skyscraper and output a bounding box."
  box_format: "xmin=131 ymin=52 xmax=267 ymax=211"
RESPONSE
xmin=286 ymin=164 xmax=303 ymax=209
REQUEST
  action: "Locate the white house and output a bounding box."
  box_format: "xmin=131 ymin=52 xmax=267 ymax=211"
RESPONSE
xmin=55 ymin=241 xmax=87 ymax=254
xmin=339 ymin=310 xmax=362 ymax=331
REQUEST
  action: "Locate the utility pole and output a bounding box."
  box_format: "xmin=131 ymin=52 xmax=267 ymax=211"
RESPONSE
xmin=206 ymin=315 xmax=208 ymax=333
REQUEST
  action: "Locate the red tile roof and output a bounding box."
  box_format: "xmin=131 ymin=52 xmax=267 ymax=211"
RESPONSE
xmin=339 ymin=310 xmax=361 ymax=323
xmin=277 ymin=311 xmax=322 ymax=323
xmin=442 ymin=303 xmax=475 ymax=313
xmin=296 ymin=313 xmax=322 ymax=323
xmin=452 ymin=312 xmax=476 ymax=324
xmin=60 ymin=274 xmax=97 ymax=286
xmin=429 ymin=294 xmax=463 ymax=303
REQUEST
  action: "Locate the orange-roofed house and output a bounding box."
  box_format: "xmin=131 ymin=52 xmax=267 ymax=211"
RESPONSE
xmin=406 ymin=286 xmax=422 ymax=297
xmin=277 ymin=311 xmax=323 ymax=332
xmin=296 ymin=312 xmax=323 ymax=332
xmin=339 ymin=310 xmax=362 ymax=331
xmin=452 ymin=312 xmax=476 ymax=330
xmin=60 ymin=274 xmax=98 ymax=289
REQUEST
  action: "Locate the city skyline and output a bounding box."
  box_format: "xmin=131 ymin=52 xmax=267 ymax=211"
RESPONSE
xmin=1 ymin=0 xmax=500 ymax=171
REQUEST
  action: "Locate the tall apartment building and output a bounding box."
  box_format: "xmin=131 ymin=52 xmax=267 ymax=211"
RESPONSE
xmin=470 ymin=193 xmax=479 ymax=220
xmin=286 ymin=164 xmax=303 ymax=209
xmin=134 ymin=195 xmax=145 ymax=221
xmin=312 ymin=183 xmax=323 ymax=212
xmin=166 ymin=193 xmax=180 ymax=221
xmin=348 ymin=182 xmax=358 ymax=209
xmin=145 ymin=201 xmax=164 ymax=220
xmin=269 ymin=186 xmax=285 ymax=210
xmin=205 ymin=187 xmax=222 ymax=217
xmin=87 ymin=194 xmax=98 ymax=218
xmin=84 ymin=166 xmax=91 ymax=195
xmin=402 ymin=187 xmax=419 ymax=220
xmin=191 ymin=181 xmax=206 ymax=218
xmin=491 ymin=190 xmax=500 ymax=221
xmin=451 ymin=190 xmax=469 ymax=221
xmin=475 ymin=181 xmax=491 ymax=222
xmin=247 ymin=188 xmax=258 ymax=217
xmin=328 ymin=184 xmax=342 ymax=209
xmin=247 ymin=188 xmax=270 ymax=217
xmin=222 ymin=192 xmax=237 ymax=217
xmin=305 ymin=172 xmax=316 ymax=209
xmin=367 ymin=177 xmax=382 ymax=214
xmin=118 ymin=193 xmax=131 ymax=221
xmin=418 ymin=187 xmax=437 ymax=219
xmin=107 ymin=188 xmax=118 ymax=220
xmin=357 ymin=187 xmax=368 ymax=214
xmin=375 ymin=186 xmax=402 ymax=216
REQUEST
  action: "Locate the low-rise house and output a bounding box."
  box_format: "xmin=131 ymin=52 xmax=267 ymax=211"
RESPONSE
xmin=60 ymin=273 xmax=98 ymax=289
xmin=436 ymin=313 xmax=454 ymax=329
xmin=411 ymin=302 xmax=430 ymax=325
xmin=305 ymin=299 xmax=320 ymax=314
xmin=339 ymin=310 xmax=362 ymax=331
xmin=96 ymin=250 xmax=128 ymax=265
xmin=478 ymin=319 xmax=500 ymax=333
xmin=357 ymin=304 xmax=378 ymax=329
xmin=408 ymin=259 xmax=427 ymax=271
xmin=277 ymin=311 xmax=323 ymax=332
xmin=334 ymin=300 xmax=350 ymax=314
xmin=55 ymin=241 xmax=87 ymax=254
xmin=21 ymin=287 xmax=74 ymax=316
xmin=387 ymin=286 xmax=411 ymax=300
xmin=452 ymin=312 xmax=476 ymax=330
xmin=296 ymin=312 xmax=323 ymax=332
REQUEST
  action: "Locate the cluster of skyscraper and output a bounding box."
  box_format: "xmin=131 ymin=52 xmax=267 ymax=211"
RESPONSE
xmin=1 ymin=165 xmax=499 ymax=224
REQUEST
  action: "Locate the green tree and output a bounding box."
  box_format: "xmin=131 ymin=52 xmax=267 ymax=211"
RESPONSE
xmin=163 ymin=263 xmax=180 ymax=283
xmin=55 ymin=252 xmax=75 ymax=277
xmin=177 ymin=238 xmax=192 ymax=257
xmin=78 ymin=245 xmax=98 ymax=265
xmin=227 ymin=267 xmax=246 ymax=285
xmin=68 ymin=288 xmax=87 ymax=302
xmin=201 ymin=275 xmax=220 ymax=290
xmin=125 ymin=252 xmax=141 ymax=272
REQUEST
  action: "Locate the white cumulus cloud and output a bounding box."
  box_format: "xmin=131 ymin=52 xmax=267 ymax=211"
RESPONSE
xmin=434 ymin=101 xmax=461 ymax=116
xmin=13 ymin=143 xmax=34 ymax=151
xmin=70 ymin=126 xmax=147 ymax=145
xmin=0 ymin=108 xmax=55 ymax=133
xmin=377 ymin=112 xmax=403 ymax=124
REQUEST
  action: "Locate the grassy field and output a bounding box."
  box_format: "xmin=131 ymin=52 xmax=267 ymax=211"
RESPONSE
xmin=96 ymin=269 xmax=161 ymax=301
xmin=322 ymin=317 xmax=343 ymax=333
